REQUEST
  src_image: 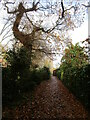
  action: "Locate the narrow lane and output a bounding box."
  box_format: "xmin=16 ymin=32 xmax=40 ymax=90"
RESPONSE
xmin=3 ymin=76 xmax=88 ymax=119
xmin=32 ymin=76 xmax=88 ymax=119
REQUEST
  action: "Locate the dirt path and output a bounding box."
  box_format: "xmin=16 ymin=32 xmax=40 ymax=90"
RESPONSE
xmin=31 ymin=76 xmax=88 ymax=119
xmin=3 ymin=76 xmax=88 ymax=119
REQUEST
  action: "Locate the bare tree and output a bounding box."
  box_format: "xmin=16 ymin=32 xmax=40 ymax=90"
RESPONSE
xmin=0 ymin=0 xmax=88 ymax=64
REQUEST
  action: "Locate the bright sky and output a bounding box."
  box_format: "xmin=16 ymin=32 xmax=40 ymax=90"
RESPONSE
xmin=70 ymin=20 xmax=88 ymax=45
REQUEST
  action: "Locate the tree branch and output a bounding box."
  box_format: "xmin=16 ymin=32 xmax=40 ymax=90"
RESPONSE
xmin=61 ymin=0 xmax=64 ymax=18
xmin=82 ymin=4 xmax=90 ymax=7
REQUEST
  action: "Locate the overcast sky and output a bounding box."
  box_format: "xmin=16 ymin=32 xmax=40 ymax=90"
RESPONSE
xmin=71 ymin=19 xmax=88 ymax=45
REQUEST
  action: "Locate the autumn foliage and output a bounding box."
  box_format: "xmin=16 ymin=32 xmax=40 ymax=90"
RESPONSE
xmin=55 ymin=43 xmax=90 ymax=110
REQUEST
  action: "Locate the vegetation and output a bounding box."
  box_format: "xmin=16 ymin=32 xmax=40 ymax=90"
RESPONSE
xmin=1 ymin=0 xmax=89 ymax=119
xmin=2 ymin=46 xmax=50 ymax=107
xmin=55 ymin=43 xmax=90 ymax=110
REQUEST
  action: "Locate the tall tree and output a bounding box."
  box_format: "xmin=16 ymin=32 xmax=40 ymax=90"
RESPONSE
xmin=0 ymin=0 xmax=88 ymax=63
xmin=61 ymin=43 xmax=88 ymax=69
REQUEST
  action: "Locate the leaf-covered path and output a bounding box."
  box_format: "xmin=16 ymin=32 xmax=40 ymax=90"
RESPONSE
xmin=31 ymin=76 xmax=87 ymax=119
xmin=3 ymin=76 xmax=88 ymax=119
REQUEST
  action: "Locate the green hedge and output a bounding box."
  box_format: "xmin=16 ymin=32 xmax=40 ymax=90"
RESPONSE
xmin=56 ymin=64 xmax=90 ymax=110
xmin=2 ymin=46 xmax=50 ymax=106
xmin=19 ymin=67 xmax=50 ymax=92
xmin=3 ymin=66 xmax=50 ymax=106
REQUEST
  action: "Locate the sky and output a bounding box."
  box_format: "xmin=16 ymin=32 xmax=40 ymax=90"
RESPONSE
xmin=71 ymin=20 xmax=88 ymax=45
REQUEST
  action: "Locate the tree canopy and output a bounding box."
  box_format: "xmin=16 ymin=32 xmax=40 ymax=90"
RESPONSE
xmin=0 ymin=0 xmax=89 ymax=64
xmin=61 ymin=43 xmax=88 ymax=69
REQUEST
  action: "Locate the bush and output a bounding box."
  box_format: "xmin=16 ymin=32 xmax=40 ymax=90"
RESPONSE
xmin=56 ymin=64 xmax=90 ymax=110
xmin=18 ymin=66 xmax=50 ymax=92
xmin=56 ymin=69 xmax=61 ymax=80
xmin=55 ymin=43 xmax=90 ymax=110
xmin=2 ymin=67 xmax=19 ymax=105
xmin=2 ymin=46 xmax=51 ymax=106
xmin=30 ymin=67 xmax=50 ymax=85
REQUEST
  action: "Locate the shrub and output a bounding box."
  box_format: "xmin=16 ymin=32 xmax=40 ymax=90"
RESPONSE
xmin=56 ymin=69 xmax=61 ymax=80
xmin=55 ymin=43 xmax=90 ymax=110
xmin=30 ymin=66 xmax=50 ymax=85
xmin=2 ymin=67 xmax=19 ymax=106
xmin=56 ymin=64 xmax=90 ymax=110
xmin=2 ymin=46 xmax=51 ymax=106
